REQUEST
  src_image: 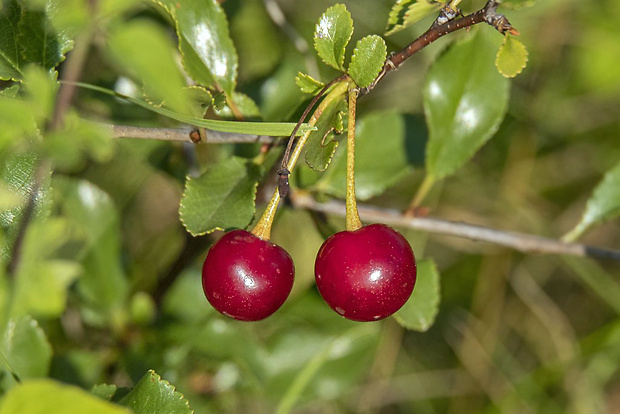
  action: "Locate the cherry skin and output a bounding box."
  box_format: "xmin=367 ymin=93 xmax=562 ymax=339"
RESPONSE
xmin=314 ymin=224 xmax=416 ymax=322
xmin=202 ymin=229 xmax=294 ymax=321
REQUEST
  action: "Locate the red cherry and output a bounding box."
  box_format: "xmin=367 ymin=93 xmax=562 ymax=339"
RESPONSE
xmin=314 ymin=224 xmax=416 ymax=322
xmin=202 ymin=230 xmax=294 ymax=321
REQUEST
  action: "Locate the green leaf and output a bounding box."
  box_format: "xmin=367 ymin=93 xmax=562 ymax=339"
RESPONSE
xmin=184 ymin=86 xmax=213 ymax=118
xmin=424 ymin=30 xmax=509 ymax=180
xmin=71 ymin=82 xmax=312 ymax=137
xmin=91 ymin=384 xmax=118 ymax=401
xmin=106 ymin=19 xmax=190 ymax=114
xmin=154 ymin=0 xmax=237 ymax=96
xmin=1 ymin=316 xmax=52 ymax=388
xmin=296 ymin=72 xmax=325 ymax=95
xmin=348 ymin=35 xmax=387 ymax=89
xmin=0 ymin=379 xmax=130 ymax=414
xmin=393 ymin=258 xmax=440 ymax=332
xmin=180 ymin=157 xmax=261 ymax=236
xmin=495 ymin=35 xmax=528 ymax=78
xmin=304 ymin=96 xmax=346 ymax=172
xmin=53 ymin=178 xmax=129 ymax=320
xmin=214 ymin=92 xmax=261 ymax=119
xmin=0 ymin=0 xmax=73 ymax=80
xmin=385 ymin=0 xmax=443 ymax=36
xmin=120 ymin=370 xmax=192 ymax=414
xmin=564 ymin=162 xmax=620 ymax=241
xmin=44 ymin=112 xmax=114 ymax=170
xmin=317 ymin=111 xmax=411 ymax=200
xmin=313 ymin=4 xmax=353 ymax=71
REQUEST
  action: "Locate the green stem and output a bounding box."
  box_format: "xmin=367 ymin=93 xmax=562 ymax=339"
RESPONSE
xmin=405 ymin=174 xmax=436 ymax=216
xmin=345 ymin=86 xmax=362 ymax=231
xmin=252 ymin=81 xmax=350 ymax=240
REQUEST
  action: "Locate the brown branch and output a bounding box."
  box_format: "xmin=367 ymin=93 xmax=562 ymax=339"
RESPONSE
xmin=362 ymin=0 xmax=516 ymax=95
xmin=291 ymin=193 xmax=620 ymax=261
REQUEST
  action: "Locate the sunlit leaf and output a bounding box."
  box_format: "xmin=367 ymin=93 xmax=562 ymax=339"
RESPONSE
xmin=0 ymin=379 xmax=130 ymax=414
xmin=120 ymin=370 xmax=192 ymax=414
xmin=564 ymin=162 xmax=620 ymax=241
xmin=385 ymin=0 xmax=443 ymax=36
xmin=348 ymin=35 xmax=386 ymax=88
xmin=313 ymin=4 xmax=353 ymax=71
xmin=495 ymin=35 xmax=528 ymax=78
xmin=180 ymin=157 xmax=261 ymax=236
xmin=424 ymin=30 xmax=509 ymax=180
xmin=296 ymin=72 xmax=325 ymax=95
xmin=154 ymin=0 xmax=237 ymax=96
xmin=393 ymin=258 xmax=440 ymax=331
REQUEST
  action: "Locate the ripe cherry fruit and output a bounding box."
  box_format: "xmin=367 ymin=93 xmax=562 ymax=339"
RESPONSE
xmin=314 ymin=224 xmax=416 ymax=322
xmin=202 ymin=229 xmax=294 ymax=321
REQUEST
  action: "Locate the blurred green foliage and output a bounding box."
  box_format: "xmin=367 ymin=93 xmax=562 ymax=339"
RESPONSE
xmin=0 ymin=0 xmax=619 ymax=412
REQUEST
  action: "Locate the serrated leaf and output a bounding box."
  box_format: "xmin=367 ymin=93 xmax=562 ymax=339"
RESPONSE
xmin=106 ymin=19 xmax=189 ymax=115
xmin=348 ymin=35 xmax=387 ymax=88
xmin=424 ymin=31 xmax=509 ymax=180
xmin=313 ymin=4 xmax=353 ymax=71
xmin=120 ymin=370 xmax=193 ymax=414
xmin=0 ymin=379 xmax=130 ymax=414
xmin=385 ymin=0 xmax=443 ymax=36
xmin=304 ymin=96 xmax=346 ymax=172
xmin=296 ymin=72 xmax=325 ymax=95
xmin=0 ymin=84 xmax=19 ymax=97
xmin=53 ymin=178 xmax=129 ymax=319
xmin=317 ymin=111 xmax=411 ymax=200
xmin=180 ymin=157 xmax=260 ymax=236
xmin=564 ymin=162 xmax=620 ymax=242
xmin=184 ymin=86 xmax=213 ymax=118
xmin=496 ymin=35 xmax=528 ymax=78
xmin=214 ymin=92 xmax=261 ymax=119
xmin=71 ymin=82 xmax=312 ymax=136
xmin=393 ymin=258 xmax=440 ymax=331
xmin=154 ymin=0 xmax=237 ymax=96
xmin=1 ymin=316 xmax=52 ymax=389
xmin=0 ymin=0 xmax=73 ymax=80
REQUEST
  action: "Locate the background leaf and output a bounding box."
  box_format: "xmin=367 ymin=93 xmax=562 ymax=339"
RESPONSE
xmin=348 ymin=35 xmax=387 ymax=88
xmin=424 ymin=30 xmax=509 ymax=180
xmin=296 ymin=72 xmax=325 ymax=95
xmin=385 ymin=0 xmax=443 ymax=36
xmin=313 ymin=4 xmax=353 ymax=71
xmin=120 ymin=370 xmax=192 ymax=414
xmin=317 ymin=111 xmax=412 ymax=200
xmin=179 ymin=157 xmax=260 ymax=236
xmin=393 ymin=258 xmax=440 ymax=331
xmin=564 ymin=162 xmax=620 ymax=241
xmin=1 ymin=316 xmax=52 ymax=388
xmin=154 ymin=0 xmax=237 ymax=96
xmin=496 ymin=34 xmax=528 ymax=78
xmin=0 ymin=379 xmax=130 ymax=413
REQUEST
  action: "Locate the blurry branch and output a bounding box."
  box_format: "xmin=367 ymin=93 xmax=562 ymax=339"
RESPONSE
xmin=263 ymin=0 xmax=320 ymax=79
xmin=291 ymin=193 xmax=620 ymax=261
xmin=109 ymin=124 xmax=281 ymax=144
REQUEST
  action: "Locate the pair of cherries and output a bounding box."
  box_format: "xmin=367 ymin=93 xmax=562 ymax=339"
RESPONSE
xmin=201 ymin=224 xmax=416 ymax=322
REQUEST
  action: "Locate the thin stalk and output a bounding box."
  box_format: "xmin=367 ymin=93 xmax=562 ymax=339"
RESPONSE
xmin=252 ymin=81 xmax=350 ymax=240
xmin=345 ymin=87 xmax=362 ymax=231
xmin=405 ymin=175 xmax=436 ymax=216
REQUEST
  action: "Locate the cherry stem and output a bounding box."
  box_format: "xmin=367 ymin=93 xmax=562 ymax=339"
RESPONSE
xmin=345 ymin=86 xmax=362 ymax=232
xmin=252 ymin=80 xmax=350 ymax=240
xmin=405 ymin=175 xmax=436 ymax=216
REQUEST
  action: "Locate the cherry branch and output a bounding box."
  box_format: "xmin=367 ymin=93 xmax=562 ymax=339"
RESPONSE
xmin=291 ymin=193 xmax=620 ymax=261
xmin=362 ymin=0 xmax=516 ymax=95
